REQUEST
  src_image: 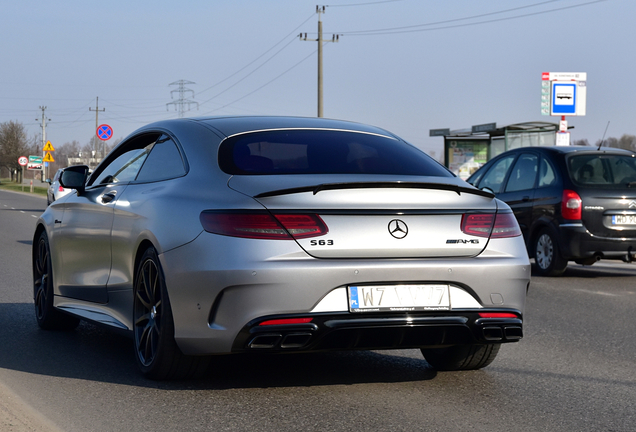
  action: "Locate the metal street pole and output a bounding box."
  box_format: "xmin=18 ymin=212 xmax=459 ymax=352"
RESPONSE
xmin=317 ymin=15 xmax=323 ymax=118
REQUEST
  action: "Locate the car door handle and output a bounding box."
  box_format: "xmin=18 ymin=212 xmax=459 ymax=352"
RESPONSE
xmin=522 ymin=196 xmax=530 ymax=202
xmin=101 ymin=192 xmax=117 ymax=204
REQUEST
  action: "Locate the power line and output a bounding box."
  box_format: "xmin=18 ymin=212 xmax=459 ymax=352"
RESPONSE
xmin=199 ymin=48 xmax=318 ymax=116
xmin=198 ymin=37 xmax=298 ymax=108
xmin=197 ymin=13 xmax=316 ymax=98
xmin=337 ymin=0 xmax=606 ymax=36
xmin=327 ymin=0 xmax=403 ymax=6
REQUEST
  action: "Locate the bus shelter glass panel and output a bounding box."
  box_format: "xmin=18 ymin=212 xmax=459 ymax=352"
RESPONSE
xmin=446 ymin=140 xmax=489 ymax=180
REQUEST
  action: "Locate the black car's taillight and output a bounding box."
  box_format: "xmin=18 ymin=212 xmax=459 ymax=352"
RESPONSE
xmin=561 ymin=189 xmax=582 ymax=220
xmin=199 ymin=211 xmax=328 ymax=240
xmin=461 ymin=213 xmax=521 ymax=239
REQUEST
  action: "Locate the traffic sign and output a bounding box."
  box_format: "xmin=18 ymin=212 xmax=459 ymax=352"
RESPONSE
xmin=541 ymin=72 xmax=587 ymax=116
xmin=18 ymin=156 xmax=28 ymax=166
xmin=27 ymin=155 xmax=43 ymax=171
xmin=551 ymin=82 xmax=577 ymax=115
xmin=97 ymin=124 xmax=113 ymax=141
xmin=43 ymin=141 xmax=55 ymax=152
xmin=43 ymin=152 xmax=55 ymax=163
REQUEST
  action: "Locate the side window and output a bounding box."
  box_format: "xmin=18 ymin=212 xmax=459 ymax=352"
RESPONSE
xmin=467 ymin=166 xmax=486 ymax=186
xmin=135 ymin=135 xmax=186 ymax=182
xmin=505 ymin=153 xmax=538 ymax=192
xmin=538 ymin=156 xmax=557 ymax=187
xmin=479 ymin=155 xmax=515 ymax=194
xmin=89 ymin=133 xmax=160 ymax=187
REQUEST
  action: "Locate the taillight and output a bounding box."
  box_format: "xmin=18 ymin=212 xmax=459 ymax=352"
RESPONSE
xmin=461 ymin=214 xmax=494 ymax=237
xmin=478 ymin=312 xmax=519 ymax=319
xmin=58 ymin=186 xmax=64 ymax=192
xmin=561 ymin=189 xmax=582 ymax=220
xmin=461 ymin=213 xmax=521 ymax=238
xmin=272 ymin=214 xmax=328 ymax=238
xmin=490 ymin=212 xmax=522 ymax=238
xmin=259 ymin=318 xmax=313 ymax=326
xmin=199 ymin=211 xmax=328 ymax=240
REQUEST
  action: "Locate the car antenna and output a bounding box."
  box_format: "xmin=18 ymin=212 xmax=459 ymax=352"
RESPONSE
xmin=597 ymin=121 xmax=610 ymax=151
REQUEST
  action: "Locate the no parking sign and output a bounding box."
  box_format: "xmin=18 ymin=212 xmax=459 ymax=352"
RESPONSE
xmin=97 ymin=124 xmax=113 ymax=141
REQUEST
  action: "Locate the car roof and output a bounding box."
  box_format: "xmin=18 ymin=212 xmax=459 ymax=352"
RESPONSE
xmin=500 ymin=146 xmax=635 ymax=156
xmin=139 ymin=115 xmax=399 ymax=140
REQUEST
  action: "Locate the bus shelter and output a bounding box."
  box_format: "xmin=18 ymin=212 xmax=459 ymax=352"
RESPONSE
xmin=439 ymin=122 xmax=559 ymax=180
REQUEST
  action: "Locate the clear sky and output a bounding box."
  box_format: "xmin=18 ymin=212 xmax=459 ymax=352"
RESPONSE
xmin=1 ymin=0 xmax=632 ymax=160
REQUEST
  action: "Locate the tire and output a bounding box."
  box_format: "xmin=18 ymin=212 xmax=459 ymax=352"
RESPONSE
xmin=33 ymin=231 xmax=80 ymax=331
xmin=421 ymin=343 xmax=501 ymax=371
xmin=533 ymin=228 xmax=568 ymax=276
xmin=133 ymin=247 xmax=209 ymax=380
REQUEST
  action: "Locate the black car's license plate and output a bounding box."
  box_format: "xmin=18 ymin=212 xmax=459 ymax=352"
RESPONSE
xmin=612 ymin=215 xmax=636 ymax=225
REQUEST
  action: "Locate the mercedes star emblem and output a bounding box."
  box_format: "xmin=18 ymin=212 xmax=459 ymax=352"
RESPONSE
xmin=388 ymin=219 xmax=408 ymax=239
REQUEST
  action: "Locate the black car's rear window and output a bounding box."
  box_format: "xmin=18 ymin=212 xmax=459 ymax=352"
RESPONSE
xmin=568 ymin=154 xmax=636 ymax=187
xmin=218 ymin=130 xmax=451 ymax=177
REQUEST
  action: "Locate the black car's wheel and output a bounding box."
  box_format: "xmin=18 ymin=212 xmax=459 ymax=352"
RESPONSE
xmin=421 ymin=343 xmax=500 ymax=371
xmin=33 ymin=231 xmax=80 ymax=330
xmin=133 ymin=247 xmax=209 ymax=380
xmin=533 ymin=228 xmax=568 ymax=276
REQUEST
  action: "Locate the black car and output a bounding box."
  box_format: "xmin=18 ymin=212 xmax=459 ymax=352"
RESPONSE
xmin=467 ymin=145 xmax=636 ymax=276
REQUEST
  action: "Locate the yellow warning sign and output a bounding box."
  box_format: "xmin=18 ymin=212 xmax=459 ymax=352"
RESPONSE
xmin=43 ymin=152 xmax=55 ymax=162
xmin=43 ymin=141 xmax=55 ymax=152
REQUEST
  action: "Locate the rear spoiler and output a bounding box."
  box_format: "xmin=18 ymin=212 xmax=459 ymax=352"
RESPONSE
xmin=255 ymin=182 xmax=495 ymax=199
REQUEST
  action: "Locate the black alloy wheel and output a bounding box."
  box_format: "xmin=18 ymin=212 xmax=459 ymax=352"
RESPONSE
xmin=534 ymin=228 xmax=568 ymax=276
xmin=33 ymin=231 xmax=79 ymax=330
xmin=133 ymin=247 xmax=209 ymax=380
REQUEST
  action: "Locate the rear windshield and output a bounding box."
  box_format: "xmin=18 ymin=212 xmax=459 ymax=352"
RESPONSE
xmin=568 ymin=154 xmax=636 ymax=187
xmin=218 ymin=130 xmax=451 ymax=177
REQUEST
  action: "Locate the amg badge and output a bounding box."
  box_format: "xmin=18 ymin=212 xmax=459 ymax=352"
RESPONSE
xmin=446 ymin=239 xmax=480 ymax=244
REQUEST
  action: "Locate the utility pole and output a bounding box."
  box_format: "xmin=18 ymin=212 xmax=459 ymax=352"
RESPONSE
xmin=89 ymin=97 xmax=106 ymax=159
xmin=37 ymin=106 xmax=50 ymax=181
xmin=167 ymin=80 xmax=199 ymax=118
xmin=300 ymin=5 xmax=340 ymax=118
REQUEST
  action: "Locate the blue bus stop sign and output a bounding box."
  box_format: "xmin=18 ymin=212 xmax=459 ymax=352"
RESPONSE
xmin=551 ymin=83 xmax=576 ymax=115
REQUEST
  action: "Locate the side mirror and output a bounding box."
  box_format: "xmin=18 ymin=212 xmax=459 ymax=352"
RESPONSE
xmin=59 ymin=165 xmax=89 ymax=195
xmin=45 ymin=178 xmax=52 ymax=184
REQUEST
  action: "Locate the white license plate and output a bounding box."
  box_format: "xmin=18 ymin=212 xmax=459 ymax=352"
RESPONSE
xmin=348 ymin=284 xmax=450 ymax=312
xmin=612 ymin=215 xmax=636 ymax=225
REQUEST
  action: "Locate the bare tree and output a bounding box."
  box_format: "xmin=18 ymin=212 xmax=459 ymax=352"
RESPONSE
xmin=599 ymin=137 xmax=619 ymax=149
xmin=618 ymin=134 xmax=636 ymax=151
xmin=572 ymin=139 xmax=591 ymax=146
xmin=0 ymin=120 xmax=31 ymax=182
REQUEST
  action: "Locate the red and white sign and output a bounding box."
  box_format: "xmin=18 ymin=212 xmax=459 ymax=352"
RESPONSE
xmin=18 ymin=156 xmax=28 ymax=166
xmin=97 ymin=124 xmax=113 ymax=141
xmin=542 ymin=72 xmax=587 ymax=81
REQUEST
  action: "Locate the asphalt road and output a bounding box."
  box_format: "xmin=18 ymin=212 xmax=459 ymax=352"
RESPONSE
xmin=1 ymin=189 xmax=635 ymax=432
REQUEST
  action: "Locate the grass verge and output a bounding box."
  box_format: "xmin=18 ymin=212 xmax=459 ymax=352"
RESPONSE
xmin=0 ymin=180 xmax=48 ymax=197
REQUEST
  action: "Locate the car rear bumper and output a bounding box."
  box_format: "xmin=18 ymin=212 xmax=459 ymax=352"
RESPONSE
xmin=560 ymin=223 xmax=636 ymax=260
xmin=232 ymin=311 xmax=523 ymax=353
xmin=161 ymin=233 xmax=530 ymax=356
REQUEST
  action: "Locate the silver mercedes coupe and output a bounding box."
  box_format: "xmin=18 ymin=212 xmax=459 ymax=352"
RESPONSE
xmin=33 ymin=116 xmax=530 ymax=379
